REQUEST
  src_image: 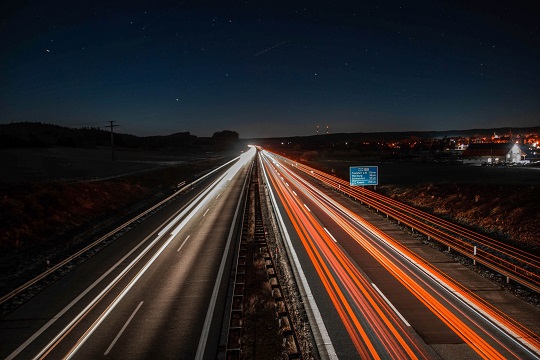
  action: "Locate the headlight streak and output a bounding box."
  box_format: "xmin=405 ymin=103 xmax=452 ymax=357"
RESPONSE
xmin=274 ymin=152 xmax=540 ymax=357
xmin=261 ymin=152 xmax=428 ymax=359
xmin=267 ymin=151 xmax=539 ymax=359
xmin=195 ymin=147 xmax=256 ymax=360
xmin=33 ymin=171 xmax=228 ymax=360
xmin=35 ymin=149 xmax=256 ymax=360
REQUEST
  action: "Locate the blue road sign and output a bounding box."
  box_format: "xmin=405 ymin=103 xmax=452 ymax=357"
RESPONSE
xmin=350 ymin=166 xmax=378 ymax=186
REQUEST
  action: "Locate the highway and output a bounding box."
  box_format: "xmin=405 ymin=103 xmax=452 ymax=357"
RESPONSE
xmin=259 ymin=149 xmax=540 ymax=360
xmin=2 ymin=145 xmax=539 ymax=359
xmin=0 ymin=147 xmax=256 ymax=360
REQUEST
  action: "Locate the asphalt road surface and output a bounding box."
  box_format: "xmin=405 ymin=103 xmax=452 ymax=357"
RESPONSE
xmin=260 ymin=149 xmax=540 ymax=360
xmin=0 ymin=148 xmax=256 ymax=360
xmin=3 ymin=146 xmax=540 ymax=360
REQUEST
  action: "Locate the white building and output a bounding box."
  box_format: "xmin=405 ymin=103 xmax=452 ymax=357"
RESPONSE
xmin=461 ymin=143 xmax=526 ymax=165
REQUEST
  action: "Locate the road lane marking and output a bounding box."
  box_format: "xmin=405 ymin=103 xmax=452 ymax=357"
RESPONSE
xmin=216 ymin=193 xmax=221 ymax=199
xmin=371 ymin=283 xmax=410 ymax=327
xmin=65 ymin=232 xmax=182 ymax=359
xmin=10 ymin=156 xmax=245 ymax=360
xmin=6 ymin=228 xmax=160 ymax=360
xmin=163 ymin=173 xmax=227 ymax=237
xmin=304 ymin=204 xmax=311 ymax=212
xmin=203 ymin=208 xmax=209 ymax=217
xmin=104 ymin=301 xmax=144 ymax=355
xmin=66 ymin=150 xmax=257 ymax=360
xmin=323 ymin=228 xmax=338 ymax=243
xmin=292 ymin=191 xmax=297 ymax=196
xmin=36 ymin=170 xmax=235 ymax=359
xmin=177 ymin=235 xmax=191 ymax=252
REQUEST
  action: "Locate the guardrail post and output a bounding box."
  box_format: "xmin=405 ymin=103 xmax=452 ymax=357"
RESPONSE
xmin=507 ymin=276 xmax=510 ymax=284
xmin=473 ymin=246 xmax=477 ymax=265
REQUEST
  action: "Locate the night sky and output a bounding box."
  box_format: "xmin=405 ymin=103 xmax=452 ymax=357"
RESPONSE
xmin=1 ymin=1 xmax=539 ymax=138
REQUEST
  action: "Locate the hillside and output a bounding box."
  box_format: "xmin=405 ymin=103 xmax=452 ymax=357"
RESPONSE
xmin=0 ymin=122 xmax=240 ymax=151
xmin=252 ymin=126 xmax=540 ymax=144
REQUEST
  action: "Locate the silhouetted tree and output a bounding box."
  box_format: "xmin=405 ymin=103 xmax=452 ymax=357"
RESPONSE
xmin=212 ymin=130 xmax=239 ymax=143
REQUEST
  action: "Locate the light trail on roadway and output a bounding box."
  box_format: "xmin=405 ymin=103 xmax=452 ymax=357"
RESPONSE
xmin=260 ymin=149 xmax=540 ymax=359
xmin=278 ymin=155 xmax=540 ymax=293
xmin=1 ymin=147 xmax=256 ymax=360
xmin=260 ymin=151 xmax=430 ymax=359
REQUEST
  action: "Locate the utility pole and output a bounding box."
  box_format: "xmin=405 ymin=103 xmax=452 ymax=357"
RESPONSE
xmin=108 ymin=121 xmax=119 ymax=161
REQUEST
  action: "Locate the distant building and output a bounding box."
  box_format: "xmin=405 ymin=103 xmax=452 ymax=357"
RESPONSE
xmin=491 ymin=131 xmax=513 ymax=144
xmin=461 ymin=143 xmax=526 ymax=165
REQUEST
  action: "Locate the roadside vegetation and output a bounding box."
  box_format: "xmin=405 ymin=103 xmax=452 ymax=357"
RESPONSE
xmin=0 ymin=180 xmax=149 ymax=251
xmin=0 ymin=155 xmax=235 ymax=251
xmin=379 ymin=183 xmax=540 ymax=252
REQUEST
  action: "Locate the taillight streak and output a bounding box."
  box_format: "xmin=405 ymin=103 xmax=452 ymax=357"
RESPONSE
xmin=268 ymin=152 xmax=539 ymax=359
xmin=261 ymin=153 xmax=427 ymax=359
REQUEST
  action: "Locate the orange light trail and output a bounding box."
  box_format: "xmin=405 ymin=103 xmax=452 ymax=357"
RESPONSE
xmin=286 ymin=157 xmax=540 ymax=291
xmin=259 ymin=151 xmax=540 ymax=359
xmin=272 ymin=152 xmax=540 ymax=354
xmin=261 ymin=154 xmax=429 ymax=359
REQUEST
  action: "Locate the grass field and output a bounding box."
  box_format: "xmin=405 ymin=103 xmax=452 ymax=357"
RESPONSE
xmin=0 ymin=146 xmax=230 ymax=183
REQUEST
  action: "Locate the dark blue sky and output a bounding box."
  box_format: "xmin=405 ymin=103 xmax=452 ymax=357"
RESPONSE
xmin=1 ymin=1 xmax=539 ymax=138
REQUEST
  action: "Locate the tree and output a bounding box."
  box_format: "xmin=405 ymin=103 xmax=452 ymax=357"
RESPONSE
xmin=212 ymin=130 xmax=239 ymax=143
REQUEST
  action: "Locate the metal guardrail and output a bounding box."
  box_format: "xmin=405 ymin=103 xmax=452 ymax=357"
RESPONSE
xmin=278 ymin=156 xmax=540 ymax=294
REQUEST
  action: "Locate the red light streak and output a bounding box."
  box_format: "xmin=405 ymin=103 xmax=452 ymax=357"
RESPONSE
xmin=272 ymin=152 xmax=540 ymax=354
xmin=262 ymin=153 xmax=429 ymax=359
xmin=259 ymin=151 xmax=540 ymax=359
